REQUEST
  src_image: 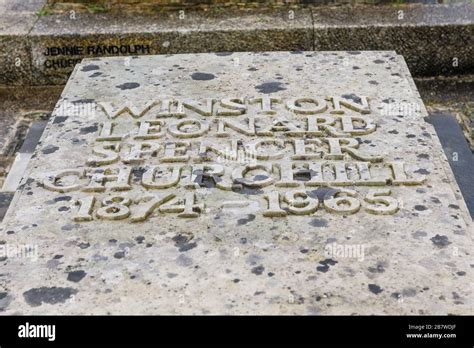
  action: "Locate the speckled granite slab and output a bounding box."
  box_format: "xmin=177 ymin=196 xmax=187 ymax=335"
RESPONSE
xmin=0 ymin=52 xmax=472 ymax=314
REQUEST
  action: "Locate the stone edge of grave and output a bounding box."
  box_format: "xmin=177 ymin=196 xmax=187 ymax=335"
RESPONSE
xmin=1 ymin=52 xmax=472 ymax=228
xmin=0 ymin=3 xmax=473 ymax=86
xmin=395 ymin=53 xmax=472 ymax=225
xmin=1 ymin=121 xmax=48 ymax=192
xmin=0 ymin=120 xmax=48 ymax=223
xmin=43 ymin=0 xmax=411 ymax=12
xmin=427 ymin=111 xmax=474 ymax=219
xmin=0 ymin=63 xmax=83 ymax=225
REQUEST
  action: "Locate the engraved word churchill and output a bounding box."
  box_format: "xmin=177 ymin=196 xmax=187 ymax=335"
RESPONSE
xmin=42 ymin=95 xmax=426 ymax=222
xmin=2 ymin=53 xmax=468 ymax=316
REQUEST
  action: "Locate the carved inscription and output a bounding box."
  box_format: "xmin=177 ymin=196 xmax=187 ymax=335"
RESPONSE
xmin=43 ymin=44 xmax=151 ymax=69
xmin=42 ymin=96 xmax=427 ymax=221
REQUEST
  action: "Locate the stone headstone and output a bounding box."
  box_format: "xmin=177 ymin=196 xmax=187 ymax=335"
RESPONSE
xmin=0 ymin=52 xmax=472 ymax=314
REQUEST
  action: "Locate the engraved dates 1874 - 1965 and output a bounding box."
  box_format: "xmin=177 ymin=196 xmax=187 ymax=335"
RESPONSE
xmin=40 ymin=95 xmax=426 ymax=221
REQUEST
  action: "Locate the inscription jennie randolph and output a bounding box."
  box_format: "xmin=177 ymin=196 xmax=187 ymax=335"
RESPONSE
xmin=42 ymin=44 xmax=151 ymax=69
xmin=0 ymin=52 xmax=472 ymax=315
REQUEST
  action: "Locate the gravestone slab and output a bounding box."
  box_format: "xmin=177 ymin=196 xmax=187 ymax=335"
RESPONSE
xmin=0 ymin=52 xmax=472 ymax=314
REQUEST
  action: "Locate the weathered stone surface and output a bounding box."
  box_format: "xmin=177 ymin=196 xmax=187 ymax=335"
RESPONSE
xmin=46 ymin=0 xmax=397 ymax=10
xmin=0 ymin=192 xmax=14 ymax=222
xmin=28 ymin=9 xmax=313 ymax=85
xmin=2 ymin=121 xmax=48 ymax=193
xmin=0 ymin=51 xmax=472 ymax=314
xmin=0 ymin=86 xmax=62 ymax=188
xmin=312 ymin=3 xmax=474 ymax=76
xmin=2 ymin=3 xmax=473 ymax=85
xmin=0 ymin=0 xmax=44 ymax=85
xmin=426 ymin=112 xmax=474 ymax=218
xmin=0 ymin=36 xmax=33 ymax=85
xmin=416 ymin=75 xmax=474 ymax=150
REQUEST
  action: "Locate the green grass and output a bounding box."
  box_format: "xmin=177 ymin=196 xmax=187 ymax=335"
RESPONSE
xmin=36 ymin=8 xmax=50 ymax=17
xmin=87 ymin=4 xmax=108 ymax=14
xmin=391 ymin=0 xmax=406 ymax=6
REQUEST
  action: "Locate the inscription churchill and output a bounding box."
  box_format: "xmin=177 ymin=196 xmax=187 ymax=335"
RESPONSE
xmin=1 ymin=52 xmax=470 ymax=315
xmin=44 ymin=95 xmax=425 ymax=222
